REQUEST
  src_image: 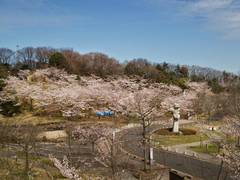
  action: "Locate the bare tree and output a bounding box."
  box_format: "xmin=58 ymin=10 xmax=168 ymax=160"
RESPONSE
xmin=14 ymin=125 xmax=39 ymax=174
xmin=73 ymin=124 xmax=120 ymax=177
xmin=0 ymin=122 xmax=16 ymax=168
xmin=221 ymin=83 xmax=240 ymax=145
xmin=0 ymin=123 xmax=39 ymax=175
xmin=193 ymin=93 xmax=219 ymax=122
xmin=94 ymin=131 xmax=119 ymax=178
xmin=61 ymin=49 xmax=81 ymax=72
xmin=73 ymin=124 xmax=112 ymax=153
xmin=17 ymin=47 xmax=36 ymax=69
xmin=65 ymin=122 xmax=75 ymax=161
xmin=129 ymin=92 xmax=162 ymax=171
xmin=35 ymin=47 xmax=54 ymax=64
xmin=0 ymin=48 xmax=14 ymax=64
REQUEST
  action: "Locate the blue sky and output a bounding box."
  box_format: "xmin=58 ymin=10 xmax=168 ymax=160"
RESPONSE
xmin=0 ymin=0 xmax=240 ymax=73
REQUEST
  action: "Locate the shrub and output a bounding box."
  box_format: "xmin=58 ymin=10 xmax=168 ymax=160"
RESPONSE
xmin=154 ymin=128 xmax=175 ymax=135
xmin=175 ymin=78 xmax=189 ymax=90
xmin=180 ymin=128 xmax=197 ymax=135
xmin=190 ymin=74 xmax=205 ymax=82
xmin=208 ymin=78 xmax=224 ymax=94
xmin=0 ymin=64 xmax=9 ymax=79
xmin=0 ymin=100 xmax=21 ymax=117
xmin=175 ymin=65 xmax=189 ymax=78
xmin=49 ymin=52 xmax=67 ymax=68
xmin=154 ymin=128 xmax=197 ymax=136
xmin=0 ymin=79 xmax=6 ymax=91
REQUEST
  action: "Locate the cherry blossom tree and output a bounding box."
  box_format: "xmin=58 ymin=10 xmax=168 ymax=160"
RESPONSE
xmin=225 ymin=83 xmax=240 ymax=146
xmin=124 ymin=92 xmax=164 ymax=171
xmin=218 ymin=83 xmax=240 ymax=179
xmin=72 ymin=124 xmax=120 ymax=177
xmin=4 ymin=68 xmax=207 ymax=120
xmin=49 ymin=155 xmax=80 ymax=180
xmin=73 ymin=124 xmax=112 ymax=153
xmin=221 ymin=144 xmax=240 ymax=179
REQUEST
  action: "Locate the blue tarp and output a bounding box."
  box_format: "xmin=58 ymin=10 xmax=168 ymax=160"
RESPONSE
xmin=96 ymin=110 xmax=114 ymax=117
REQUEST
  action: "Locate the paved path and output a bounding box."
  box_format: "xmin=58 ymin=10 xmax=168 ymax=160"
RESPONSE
xmin=165 ymin=141 xmax=219 ymax=163
xmin=120 ymin=121 xmax=232 ymax=180
xmin=166 ymin=129 xmax=225 ymax=163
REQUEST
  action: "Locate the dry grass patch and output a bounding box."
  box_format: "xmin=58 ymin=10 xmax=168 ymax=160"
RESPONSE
xmin=37 ymin=130 xmax=67 ymax=142
xmin=0 ymin=112 xmax=65 ymax=126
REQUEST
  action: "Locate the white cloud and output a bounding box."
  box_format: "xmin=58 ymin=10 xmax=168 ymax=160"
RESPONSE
xmin=186 ymin=0 xmax=240 ymax=39
xmin=146 ymin=0 xmax=240 ymax=39
xmin=189 ymin=0 xmax=234 ymax=12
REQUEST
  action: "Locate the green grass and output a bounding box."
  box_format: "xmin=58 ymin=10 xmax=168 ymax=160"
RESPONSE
xmin=0 ymin=146 xmax=66 ymax=180
xmin=152 ymin=134 xmax=208 ymax=146
xmin=0 ymin=156 xmax=66 ymax=180
xmin=189 ymin=144 xmax=220 ymax=155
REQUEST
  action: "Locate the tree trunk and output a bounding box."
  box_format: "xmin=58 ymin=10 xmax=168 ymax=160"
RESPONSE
xmin=208 ymin=111 xmax=211 ymax=124
xmin=237 ymin=136 xmax=240 ymax=147
xmin=217 ymin=160 xmax=224 ymax=180
xmin=200 ymin=136 xmax=203 ymax=147
xmin=111 ymin=133 xmax=116 ymax=178
xmin=142 ymin=123 xmax=147 ymax=171
xmin=67 ymin=135 xmax=72 ymax=161
xmin=30 ymin=98 xmax=33 ymax=111
xmin=91 ymin=141 xmax=95 ymax=152
xmin=25 ymin=145 xmax=29 ymax=174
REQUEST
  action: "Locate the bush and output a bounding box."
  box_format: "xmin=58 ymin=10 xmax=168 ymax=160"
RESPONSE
xmin=175 ymin=78 xmax=189 ymax=90
xmin=154 ymin=128 xmax=197 ymax=136
xmin=190 ymin=74 xmax=205 ymax=82
xmin=0 ymin=64 xmax=9 ymax=79
xmin=180 ymin=128 xmax=197 ymax=135
xmin=175 ymin=65 xmax=189 ymax=78
xmin=0 ymin=79 xmax=6 ymax=91
xmin=0 ymin=100 xmax=21 ymax=117
xmin=208 ymin=78 xmax=224 ymax=94
xmin=154 ymin=128 xmax=175 ymax=135
xmin=49 ymin=52 xmax=67 ymax=68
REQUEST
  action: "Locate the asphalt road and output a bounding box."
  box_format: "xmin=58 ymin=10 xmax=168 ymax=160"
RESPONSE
xmin=120 ymin=126 xmax=232 ymax=180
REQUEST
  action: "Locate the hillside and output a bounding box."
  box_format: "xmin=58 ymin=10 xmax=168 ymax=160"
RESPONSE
xmin=2 ymin=68 xmax=208 ymax=119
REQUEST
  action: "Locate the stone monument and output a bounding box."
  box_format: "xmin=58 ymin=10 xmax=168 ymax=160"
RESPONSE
xmin=171 ymin=103 xmax=180 ymax=133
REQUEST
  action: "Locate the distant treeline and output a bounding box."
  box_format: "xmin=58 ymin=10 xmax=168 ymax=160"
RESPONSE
xmin=0 ymin=47 xmax=238 ymax=92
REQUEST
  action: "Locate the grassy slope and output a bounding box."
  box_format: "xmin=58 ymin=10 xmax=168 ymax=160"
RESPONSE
xmin=0 ymin=147 xmax=66 ymax=180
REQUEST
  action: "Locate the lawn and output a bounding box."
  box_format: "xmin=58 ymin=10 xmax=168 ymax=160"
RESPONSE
xmin=189 ymin=144 xmax=220 ymax=155
xmin=152 ymin=134 xmax=209 ymax=146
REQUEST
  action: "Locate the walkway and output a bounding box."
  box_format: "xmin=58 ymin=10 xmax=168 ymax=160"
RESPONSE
xmin=120 ymin=120 xmax=231 ymax=180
